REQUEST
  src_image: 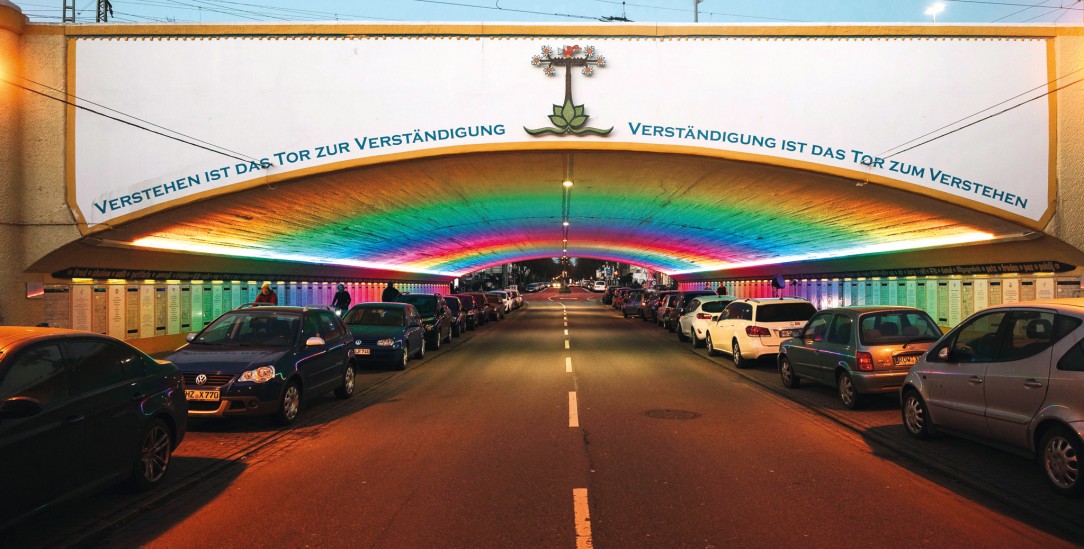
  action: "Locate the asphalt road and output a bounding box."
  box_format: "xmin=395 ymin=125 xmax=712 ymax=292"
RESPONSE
xmin=14 ymin=288 xmax=1080 ymax=548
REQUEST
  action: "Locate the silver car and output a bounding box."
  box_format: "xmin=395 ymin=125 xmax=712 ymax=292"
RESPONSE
xmin=901 ymin=298 xmax=1084 ymax=496
xmin=779 ymin=306 xmax=941 ymax=409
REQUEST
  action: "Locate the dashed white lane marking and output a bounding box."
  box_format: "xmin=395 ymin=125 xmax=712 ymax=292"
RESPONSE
xmin=565 ymin=356 xmax=572 ymax=372
xmin=564 ymin=321 xmax=568 ymax=327
xmin=564 ymin=340 xmax=570 ymax=349
xmin=572 ymin=488 xmax=593 ymax=549
xmin=564 ymin=329 xmax=569 ymax=336
xmin=569 ymin=391 xmax=579 ymax=428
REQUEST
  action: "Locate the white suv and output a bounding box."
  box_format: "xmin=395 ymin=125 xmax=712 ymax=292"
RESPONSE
xmin=705 ymin=298 xmax=817 ymax=369
xmin=592 ymin=281 xmax=607 ymax=292
xmin=678 ymin=296 xmax=736 ymax=347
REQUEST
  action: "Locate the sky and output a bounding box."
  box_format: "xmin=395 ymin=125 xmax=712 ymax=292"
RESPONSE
xmin=15 ymin=0 xmax=1084 ymax=25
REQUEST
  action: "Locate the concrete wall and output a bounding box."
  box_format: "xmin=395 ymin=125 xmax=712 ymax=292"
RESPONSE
xmin=1049 ymin=33 xmax=1084 ymax=254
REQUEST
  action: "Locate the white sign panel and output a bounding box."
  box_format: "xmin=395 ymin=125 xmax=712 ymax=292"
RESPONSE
xmin=72 ymin=33 xmax=1052 ymax=227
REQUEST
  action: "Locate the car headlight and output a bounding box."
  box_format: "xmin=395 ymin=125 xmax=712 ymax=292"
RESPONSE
xmin=377 ymin=338 xmax=396 ymax=347
xmin=238 ymin=365 xmax=276 ymax=383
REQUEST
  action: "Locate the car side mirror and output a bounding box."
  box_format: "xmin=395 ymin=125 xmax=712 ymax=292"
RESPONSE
xmin=306 ymin=336 xmax=326 ymax=347
xmin=185 ymin=332 xmax=197 ymax=342
xmin=1 ymin=396 xmax=43 ymax=420
xmin=943 ymin=344 xmax=974 ymax=363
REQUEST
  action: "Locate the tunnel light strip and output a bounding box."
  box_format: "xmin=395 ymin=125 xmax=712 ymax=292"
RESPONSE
xmin=667 ymin=231 xmax=997 ymax=276
xmin=131 ymin=236 xmax=460 ymax=277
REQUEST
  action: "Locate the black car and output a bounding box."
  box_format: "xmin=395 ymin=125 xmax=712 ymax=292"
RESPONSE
xmin=663 ymin=290 xmax=715 ymax=332
xmin=342 ymin=303 xmax=426 ymax=370
xmin=443 ymin=296 xmax=471 ymax=335
xmin=449 ymin=294 xmax=482 ymax=329
xmin=395 ymin=293 xmax=454 ymax=349
xmin=0 ymin=328 xmax=187 ymax=528
xmin=167 ymin=306 xmax=356 ymax=426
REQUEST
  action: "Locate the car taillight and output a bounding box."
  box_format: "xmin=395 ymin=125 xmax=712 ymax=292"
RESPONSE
xmin=696 ymin=313 xmax=713 ymax=320
xmin=746 ymin=326 xmax=771 ymax=337
xmin=857 ymin=352 xmax=874 ymax=371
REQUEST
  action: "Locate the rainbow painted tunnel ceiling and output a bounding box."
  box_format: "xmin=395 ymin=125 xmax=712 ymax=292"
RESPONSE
xmin=102 ymin=151 xmax=1027 ymax=278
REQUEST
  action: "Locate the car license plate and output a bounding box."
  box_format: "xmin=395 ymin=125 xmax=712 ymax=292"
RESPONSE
xmin=895 ymin=355 xmax=918 ymax=366
xmin=185 ymin=389 xmax=220 ymax=401
xmin=779 ymin=329 xmax=800 ymax=338
xmin=354 ymin=348 xmax=371 ymax=355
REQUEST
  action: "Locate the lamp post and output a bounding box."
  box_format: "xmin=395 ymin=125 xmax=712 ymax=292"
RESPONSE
xmin=693 ymin=0 xmax=704 ymax=22
xmin=924 ymin=2 xmax=945 ymax=23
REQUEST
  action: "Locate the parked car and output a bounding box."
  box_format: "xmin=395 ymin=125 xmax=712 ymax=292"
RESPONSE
xmin=778 ymin=306 xmax=941 ymax=409
xmin=622 ymin=291 xmax=646 ymax=318
xmin=679 ymin=295 xmax=737 ymax=346
xmin=662 ymin=290 xmax=715 ymax=332
xmin=447 ymin=295 xmax=478 ymax=330
xmin=613 ymin=288 xmax=634 ymax=310
xmin=168 ymin=306 xmax=355 ymax=425
xmin=644 ymin=290 xmax=676 ymax=323
xmin=443 ymin=295 xmax=468 ymax=336
xmin=593 ymin=280 xmax=608 ymax=292
xmin=0 ymin=327 xmax=188 ymax=528
xmin=508 ymin=289 xmax=523 ymax=309
xmin=460 ymin=293 xmax=491 ymax=326
xmin=395 ymin=293 xmax=453 ymax=349
xmin=706 ymin=297 xmax=817 ymax=369
xmin=900 ymin=298 xmax=1084 ymax=496
xmin=480 ymin=293 xmax=506 ymax=320
xmin=342 ymin=303 xmax=426 ymax=370
xmin=601 ymin=286 xmax=624 ymax=305
xmin=488 ymin=290 xmax=514 ymax=313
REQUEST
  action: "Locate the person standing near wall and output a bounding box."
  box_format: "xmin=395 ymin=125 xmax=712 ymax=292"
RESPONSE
xmin=255 ymin=282 xmax=278 ymax=305
xmin=382 ymin=282 xmax=401 ymax=302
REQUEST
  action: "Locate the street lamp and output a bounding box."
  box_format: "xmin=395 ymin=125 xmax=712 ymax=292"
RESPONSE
xmin=924 ymin=2 xmax=945 ymax=22
xmin=693 ymin=0 xmax=704 ymax=22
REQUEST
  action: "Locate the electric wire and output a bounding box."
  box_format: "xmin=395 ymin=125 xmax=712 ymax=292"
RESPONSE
xmin=1 ymin=78 xmax=256 ymax=164
xmin=878 ymin=66 xmax=1084 ymax=157
xmin=7 ymin=73 xmax=259 ymax=161
xmin=882 ymin=77 xmax=1082 ymax=160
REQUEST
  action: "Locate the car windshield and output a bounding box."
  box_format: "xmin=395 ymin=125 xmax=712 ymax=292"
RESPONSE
xmin=397 ymin=295 xmax=437 ymax=315
xmin=196 ymin=312 xmax=300 ymax=347
xmin=860 ymin=311 xmax=942 ymax=345
xmin=702 ymin=301 xmax=729 ymax=313
xmin=445 ymin=299 xmax=461 ymax=313
xmin=756 ymin=302 xmax=817 ymax=322
xmin=343 ymin=307 xmax=405 ymax=327
xmin=486 ymin=295 xmax=501 ymax=304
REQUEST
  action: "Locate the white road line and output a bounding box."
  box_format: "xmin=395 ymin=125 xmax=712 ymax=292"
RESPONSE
xmin=572 ymin=488 xmax=593 ymax=549
xmin=569 ymin=391 xmax=579 ymax=428
xmin=564 ymin=329 xmax=569 ymax=336
xmin=564 ymin=340 xmax=570 ymax=349
xmin=565 ymin=356 xmax=572 ymax=372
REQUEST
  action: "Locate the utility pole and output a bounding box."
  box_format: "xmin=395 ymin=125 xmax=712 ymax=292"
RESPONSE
xmin=693 ymin=0 xmax=703 ymax=22
xmin=62 ymin=0 xmax=76 ymax=22
xmin=96 ymin=0 xmax=113 ymax=22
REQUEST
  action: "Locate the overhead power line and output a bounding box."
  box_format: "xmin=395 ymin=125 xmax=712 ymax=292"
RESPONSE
xmin=1 ymin=77 xmax=256 ymax=164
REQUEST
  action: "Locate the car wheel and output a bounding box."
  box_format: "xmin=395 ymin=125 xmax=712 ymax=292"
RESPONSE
xmin=623 ymin=310 xmax=629 ymax=318
xmin=693 ymin=331 xmax=705 ymax=348
xmin=431 ymin=334 xmax=441 ymax=350
xmin=779 ymin=356 xmax=800 ymax=388
xmin=443 ymin=327 xmax=452 ymax=343
xmin=334 ymin=364 xmax=355 ymax=399
xmin=413 ymin=338 xmax=425 ymax=359
xmin=901 ymin=390 xmax=932 ymax=439
xmin=837 ymin=372 xmax=862 ymax=410
xmin=452 ymin=324 xmax=461 ymax=337
xmin=128 ymin=417 xmax=172 ymax=491
xmin=706 ymin=333 xmax=719 ymax=356
xmin=1041 ymin=426 xmax=1083 ymax=496
xmin=275 ymin=380 xmax=302 ymax=426
xmin=677 ymin=325 xmax=689 ymax=341
xmin=732 ymin=340 xmax=748 ymax=369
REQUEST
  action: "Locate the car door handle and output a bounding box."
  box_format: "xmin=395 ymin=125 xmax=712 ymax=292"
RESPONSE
xmin=64 ymin=415 xmax=85 ymax=424
xmin=1024 ymin=379 xmax=1043 ymax=388
xmin=131 ymin=393 xmax=147 ymax=401
xmin=968 ymin=376 xmax=984 ymax=385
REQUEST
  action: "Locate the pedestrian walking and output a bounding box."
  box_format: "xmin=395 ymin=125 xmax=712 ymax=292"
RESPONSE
xmin=331 ymin=283 xmax=351 ymax=315
xmin=381 ymin=282 xmax=401 ymax=302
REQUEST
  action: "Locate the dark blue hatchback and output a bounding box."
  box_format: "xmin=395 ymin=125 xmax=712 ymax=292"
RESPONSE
xmin=342 ymin=303 xmax=426 ymax=370
xmin=167 ymin=306 xmax=355 ymax=426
